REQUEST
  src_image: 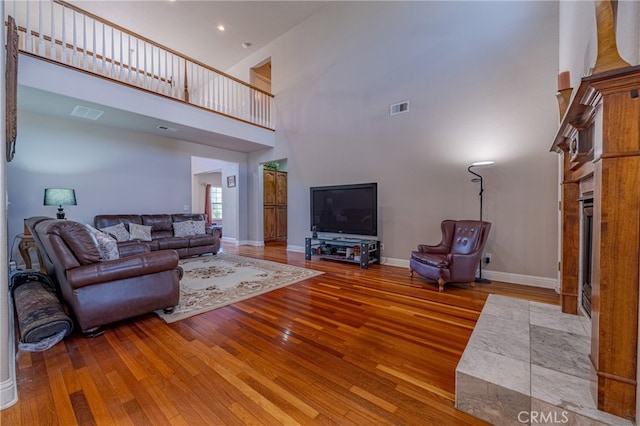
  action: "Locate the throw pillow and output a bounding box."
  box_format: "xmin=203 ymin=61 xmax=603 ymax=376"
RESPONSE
xmin=129 ymin=223 xmax=152 ymax=241
xmin=173 ymin=220 xmax=205 ymax=237
xmin=85 ymin=224 xmax=120 ymax=261
xmin=100 ymin=222 xmax=130 ymax=242
xmin=191 ymin=220 xmax=206 ymax=235
xmin=173 ymin=220 xmax=192 ymax=237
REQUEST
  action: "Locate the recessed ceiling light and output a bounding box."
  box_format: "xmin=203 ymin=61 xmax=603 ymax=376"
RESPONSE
xmin=242 ymin=42 xmax=252 ymax=49
xmin=217 ymin=25 xmax=225 ymax=32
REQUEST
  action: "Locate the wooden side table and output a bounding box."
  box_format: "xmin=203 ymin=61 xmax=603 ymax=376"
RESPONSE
xmin=17 ymin=233 xmax=45 ymax=272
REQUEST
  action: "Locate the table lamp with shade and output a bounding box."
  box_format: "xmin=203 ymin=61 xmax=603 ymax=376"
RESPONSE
xmin=44 ymin=188 xmax=77 ymax=219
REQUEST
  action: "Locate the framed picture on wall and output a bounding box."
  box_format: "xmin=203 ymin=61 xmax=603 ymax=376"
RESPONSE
xmin=227 ymin=175 xmax=236 ymax=188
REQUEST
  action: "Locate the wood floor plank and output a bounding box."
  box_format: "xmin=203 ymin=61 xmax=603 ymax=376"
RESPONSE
xmin=134 ymin=375 xmax=181 ymax=422
xmin=68 ymin=390 xmax=96 ymax=426
xmin=48 ymin=368 xmax=77 ymax=425
xmin=74 ymin=367 xmax=117 ymax=425
xmin=2 ymin=243 xmax=559 ymax=425
xmin=121 ymin=324 xmax=176 ymax=379
xmin=212 ymin=360 xmax=301 ymax=425
xmin=103 ymin=332 xmax=148 ymax=381
xmin=122 ymin=398 xmax=152 ymax=426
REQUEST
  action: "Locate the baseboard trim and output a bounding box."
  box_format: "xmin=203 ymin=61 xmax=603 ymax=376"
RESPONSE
xmin=480 ymin=270 xmax=557 ymax=289
xmin=1 ymin=293 xmax=18 ymax=410
xmin=381 ymin=257 xmax=406 ymax=268
xmin=279 ymin=250 xmax=557 ymax=290
xmin=378 ymin=257 xmax=558 ymax=289
xmin=287 ymin=245 xmax=305 ymax=253
xmin=0 ymin=376 xmax=17 ymax=410
xmin=221 ymin=237 xmax=264 ymax=247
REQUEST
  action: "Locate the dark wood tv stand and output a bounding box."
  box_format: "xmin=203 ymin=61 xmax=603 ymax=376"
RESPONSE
xmin=304 ymin=237 xmax=380 ymax=269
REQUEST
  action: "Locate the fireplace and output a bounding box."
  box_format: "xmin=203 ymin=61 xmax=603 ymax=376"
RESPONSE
xmin=552 ymin=65 xmax=639 ymax=419
xmin=580 ymin=196 xmax=593 ymax=318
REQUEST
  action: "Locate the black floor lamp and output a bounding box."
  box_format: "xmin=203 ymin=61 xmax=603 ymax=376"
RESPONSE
xmin=467 ymin=160 xmax=494 ymax=284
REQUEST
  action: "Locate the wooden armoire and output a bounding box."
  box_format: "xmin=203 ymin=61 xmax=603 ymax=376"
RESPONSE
xmin=263 ymin=169 xmax=287 ymax=243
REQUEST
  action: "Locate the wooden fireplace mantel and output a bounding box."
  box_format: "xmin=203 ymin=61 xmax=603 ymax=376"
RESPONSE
xmin=551 ymin=65 xmax=640 ymax=420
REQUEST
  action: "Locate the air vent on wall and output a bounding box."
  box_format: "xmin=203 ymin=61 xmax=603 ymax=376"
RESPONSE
xmin=70 ymin=105 xmax=104 ymax=120
xmin=390 ymin=100 xmax=410 ymax=116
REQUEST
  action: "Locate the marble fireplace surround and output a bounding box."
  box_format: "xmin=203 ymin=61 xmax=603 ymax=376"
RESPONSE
xmin=455 ymin=294 xmax=633 ymax=425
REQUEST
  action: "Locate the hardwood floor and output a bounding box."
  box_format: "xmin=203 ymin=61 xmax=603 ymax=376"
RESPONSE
xmin=2 ymin=243 xmax=559 ymax=425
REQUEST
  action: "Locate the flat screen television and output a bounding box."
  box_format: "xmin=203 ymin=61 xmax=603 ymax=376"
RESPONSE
xmin=310 ymin=182 xmax=377 ymax=236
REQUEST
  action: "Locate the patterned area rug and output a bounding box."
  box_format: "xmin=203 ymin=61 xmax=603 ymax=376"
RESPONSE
xmin=156 ymin=253 xmax=323 ymax=323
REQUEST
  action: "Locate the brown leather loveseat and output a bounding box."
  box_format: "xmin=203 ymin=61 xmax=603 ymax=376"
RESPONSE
xmin=29 ymin=217 xmax=182 ymax=336
xmin=94 ymin=213 xmax=221 ymax=258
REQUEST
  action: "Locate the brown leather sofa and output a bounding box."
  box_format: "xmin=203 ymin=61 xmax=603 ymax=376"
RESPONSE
xmin=94 ymin=213 xmax=221 ymax=258
xmin=28 ymin=217 xmax=181 ymax=336
xmin=409 ymin=220 xmax=491 ymax=292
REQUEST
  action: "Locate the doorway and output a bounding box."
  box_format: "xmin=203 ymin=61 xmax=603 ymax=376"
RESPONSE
xmin=250 ymin=59 xmax=271 ymax=93
xmin=191 ymin=156 xmax=239 ymax=244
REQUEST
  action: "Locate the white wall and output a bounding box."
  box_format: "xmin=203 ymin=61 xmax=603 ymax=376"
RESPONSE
xmin=229 ymin=1 xmax=560 ymax=280
xmin=559 ymin=1 xmax=640 ymax=91
xmin=6 ymin=111 xmax=247 ymax=261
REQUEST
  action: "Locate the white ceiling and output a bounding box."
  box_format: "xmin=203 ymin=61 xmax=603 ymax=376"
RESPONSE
xmin=67 ymin=1 xmax=329 ymax=71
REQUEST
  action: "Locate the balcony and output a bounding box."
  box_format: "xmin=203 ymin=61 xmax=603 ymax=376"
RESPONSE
xmin=6 ymin=0 xmax=275 ymax=151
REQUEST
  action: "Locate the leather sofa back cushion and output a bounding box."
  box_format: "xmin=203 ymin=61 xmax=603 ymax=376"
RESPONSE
xmin=53 ymin=221 xmax=102 ymax=265
xmin=94 ymin=215 xmax=142 ymax=229
xmin=153 ymin=230 xmax=173 ymax=240
xmin=172 ymin=214 xmax=207 ymax=223
xmin=142 ymin=214 xmax=173 ymax=232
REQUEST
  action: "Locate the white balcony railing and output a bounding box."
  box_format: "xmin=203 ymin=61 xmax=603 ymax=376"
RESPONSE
xmin=5 ymin=0 xmax=274 ymax=130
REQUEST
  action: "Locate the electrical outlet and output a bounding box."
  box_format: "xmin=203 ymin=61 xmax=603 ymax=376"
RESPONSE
xmin=183 ymin=204 xmax=190 ymax=211
xmin=380 ymin=243 xmax=384 ymax=251
xmin=485 ymin=253 xmax=492 ymax=264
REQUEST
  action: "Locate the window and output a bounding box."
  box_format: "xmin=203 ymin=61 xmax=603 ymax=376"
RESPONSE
xmin=210 ymin=186 xmax=222 ymax=220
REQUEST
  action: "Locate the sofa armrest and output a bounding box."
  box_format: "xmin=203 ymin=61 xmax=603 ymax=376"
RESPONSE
xmin=66 ymin=250 xmax=180 ymax=289
xmin=417 ymin=243 xmax=450 ymax=254
xmin=117 ymin=241 xmax=150 ymax=257
xmin=207 ymin=225 xmax=222 ymax=239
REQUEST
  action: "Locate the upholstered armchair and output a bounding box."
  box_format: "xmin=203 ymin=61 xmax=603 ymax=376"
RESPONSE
xmin=409 ymin=220 xmax=491 ymax=292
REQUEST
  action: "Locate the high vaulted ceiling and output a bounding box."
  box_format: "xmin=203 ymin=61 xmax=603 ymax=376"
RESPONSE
xmin=67 ymin=1 xmax=329 ymax=72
